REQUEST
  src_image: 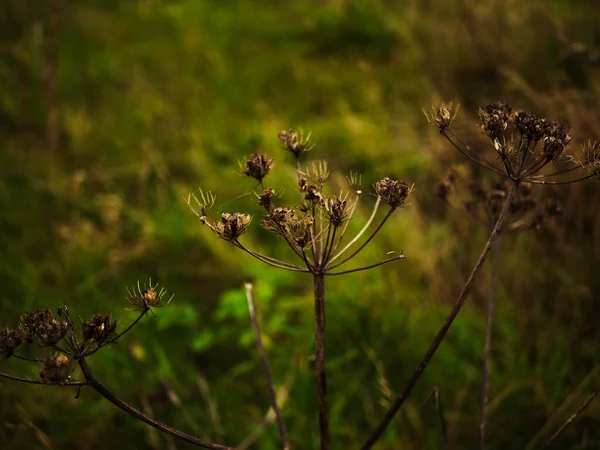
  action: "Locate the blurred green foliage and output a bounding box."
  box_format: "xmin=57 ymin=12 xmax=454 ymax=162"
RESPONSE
xmin=1 ymin=0 xmax=600 ymax=448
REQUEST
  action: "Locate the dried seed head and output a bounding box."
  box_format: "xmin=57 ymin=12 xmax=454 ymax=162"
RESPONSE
xmin=583 ymin=140 xmax=600 ymax=175
xmin=261 ymin=207 xmax=299 ymax=232
xmin=20 ymin=309 xmax=69 ymax=346
xmin=325 ymin=195 xmax=348 ymax=226
xmin=375 ymin=178 xmax=412 ymax=208
xmin=542 ymin=121 xmax=571 ymax=161
xmin=424 ymin=102 xmax=460 ymax=132
xmin=213 ymin=213 xmax=252 ymax=241
xmin=0 ymin=328 xmax=24 ymax=357
xmin=478 ymin=102 xmax=512 ymax=139
xmin=303 ymin=185 xmax=323 ymax=205
xmin=242 ymin=153 xmax=274 ymax=182
xmin=514 ymin=111 xmax=548 ymax=141
xmin=257 ymin=188 xmax=275 ymax=210
xmin=82 ymin=314 xmax=117 ymax=342
xmin=127 ymin=279 xmax=173 ymax=311
xmin=40 ymin=353 xmax=72 ymax=383
xmin=278 ymin=129 xmax=314 ymax=157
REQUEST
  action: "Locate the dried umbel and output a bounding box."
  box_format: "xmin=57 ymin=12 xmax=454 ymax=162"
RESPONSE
xmin=583 ymin=140 xmax=600 ymax=175
xmin=243 ymin=153 xmax=274 ymax=183
xmin=213 ymin=213 xmax=252 ymax=241
xmin=303 ymin=185 xmax=323 ymax=205
xmin=375 ymin=178 xmax=412 ymax=208
xmin=325 ymin=195 xmax=348 ymax=226
xmin=430 ymin=101 xmax=596 ymax=186
xmin=20 ymin=309 xmax=69 ymax=345
xmin=257 ymin=187 xmax=275 ymax=210
xmin=0 ymin=328 xmax=24 ymax=357
xmin=424 ymin=102 xmax=460 ymax=132
xmin=40 ymin=353 xmax=72 ymax=383
xmin=127 ymin=279 xmax=173 ymax=311
xmin=514 ymin=111 xmax=547 ymax=141
xmin=278 ymin=129 xmax=314 ymax=157
xmin=478 ymin=102 xmax=512 ymax=139
xmin=82 ymin=314 xmax=117 ymax=342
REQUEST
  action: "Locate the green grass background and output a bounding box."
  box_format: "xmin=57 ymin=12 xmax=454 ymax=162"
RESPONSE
xmin=1 ymin=0 xmax=600 ymax=448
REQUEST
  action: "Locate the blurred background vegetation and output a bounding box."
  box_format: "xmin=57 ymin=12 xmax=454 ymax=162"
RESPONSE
xmin=1 ymin=0 xmax=600 ymax=448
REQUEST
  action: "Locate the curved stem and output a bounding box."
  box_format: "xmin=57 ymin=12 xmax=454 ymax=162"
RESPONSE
xmin=327 ymin=203 xmax=394 ymax=270
xmin=313 ymin=273 xmax=330 ymax=450
xmin=544 ymin=389 xmax=599 ymax=448
xmin=234 ymin=241 xmax=309 ymax=272
xmin=327 ymin=197 xmax=381 ymax=266
xmin=325 ymin=255 xmax=404 ymax=276
xmin=244 ymin=284 xmax=290 ymax=450
xmin=443 ymin=130 xmax=507 ymax=176
xmin=479 ymin=237 xmax=501 ymax=450
xmin=523 ymin=173 xmax=595 ymax=185
xmin=0 ymin=371 xmax=87 ymax=386
xmin=360 ymin=181 xmax=518 ymax=450
xmin=78 ymin=359 xmax=235 ymax=450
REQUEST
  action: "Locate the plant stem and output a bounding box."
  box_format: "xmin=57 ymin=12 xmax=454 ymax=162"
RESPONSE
xmin=314 ymin=273 xmax=330 ymax=449
xmin=78 ymin=360 xmax=235 ymax=450
xmin=244 ymin=283 xmax=290 ymax=450
xmin=544 ymin=389 xmax=599 ymax=448
xmin=479 ymin=236 xmax=501 ymax=450
xmin=360 ymin=181 xmax=518 ymax=450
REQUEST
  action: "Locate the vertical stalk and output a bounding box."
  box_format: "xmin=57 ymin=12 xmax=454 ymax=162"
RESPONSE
xmin=479 ymin=236 xmax=501 ymax=449
xmin=314 ymin=273 xmax=330 ymax=449
xmin=361 ymin=181 xmax=518 ymax=450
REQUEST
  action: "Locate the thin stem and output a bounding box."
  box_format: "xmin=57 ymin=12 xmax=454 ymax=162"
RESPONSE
xmin=328 ymin=206 xmax=394 ymax=270
xmin=479 ymin=236 xmax=501 ymax=450
xmin=313 ymin=273 xmax=330 ymax=450
xmin=423 ymin=388 xmax=448 ymax=446
xmin=543 ymin=389 xmax=599 ymax=448
xmin=329 ymin=193 xmax=360 ymax=256
xmin=523 ymin=173 xmax=595 ymax=185
xmin=78 ymin=359 xmax=235 ymax=450
xmin=361 ymin=181 xmax=518 ymax=450
xmin=325 ymin=255 xmax=404 ymax=276
xmin=244 ymin=283 xmax=290 ymax=450
xmin=0 ymin=371 xmax=87 ymax=386
xmin=234 ymin=241 xmax=310 ymax=272
xmin=530 ymin=164 xmax=581 ymax=179
xmin=327 ymin=197 xmax=381 ymax=266
xmin=11 ymin=354 xmax=44 ymax=362
xmin=443 ymin=130 xmax=507 ymax=176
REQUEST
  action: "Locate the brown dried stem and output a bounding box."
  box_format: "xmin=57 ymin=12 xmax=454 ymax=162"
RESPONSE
xmin=244 ymin=283 xmax=290 ymax=450
xmin=361 ymin=181 xmax=518 ymax=449
xmin=314 ymin=273 xmax=329 ymax=450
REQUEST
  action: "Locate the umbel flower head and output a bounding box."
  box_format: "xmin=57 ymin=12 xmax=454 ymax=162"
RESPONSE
xmin=213 ymin=213 xmax=252 ymax=241
xmin=428 ymin=100 xmax=598 ymax=186
xmin=127 ymin=279 xmax=173 ymax=311
xmin=40 ymin=353 xmax=72 ymax=383
xmin=242 ymin=153 xmax=274 ymax=183
xmin=188 ymin=128 xmax=409 ymax=276
xmin=20 ymin=309 xmax=69 ymax=346
xmin=0 ymin=328 xmax=24 ymax=357
xmin=82 ymin=314 xmax=117 ymax=342
xmin=375 ymin=178 xmax=413 ymax=208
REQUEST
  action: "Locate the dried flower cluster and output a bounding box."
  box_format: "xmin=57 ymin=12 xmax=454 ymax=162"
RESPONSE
xmin=426 ymin=101 xmax=599 ymax=185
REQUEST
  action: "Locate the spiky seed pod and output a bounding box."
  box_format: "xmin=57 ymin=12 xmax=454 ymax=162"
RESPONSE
xmin=514 ymin=111 xmax=548 ymax=141
xmin=40 ymin=353 xmax=72 ymax=383
xmin=213 ymin=213 xmax=252 ymax=241
xmin=0 ymin=329 xmax=24 ymax=357
xmin=583 ymin=141 xmax=600 ymax=174
xmin=20 ymin=309 xmax=69 ymax=346
xmin=82 ymin=314 xmax=117 ymax=342
xmin=478 ymin=102 xmax=512 ymax=139
xmin=261 ymin=207 xmax=297 ymax=232
xmin=375 ymin=178 xmax=412 ymax=208
xmin=278 ymin=129 xmax=314 ymax=157
xmin=542 ymin=121 xmax=571 ymax=160
xmin=127 ymin=280 xmax=173 ymax=311
xmin=325 ymin=197 xmax=348 ymax=226
xmin=257 ymin=188 xmax=275 ymax=210
xmin=243 ymin=153 xmax=274 ymax=182
xmin=303 ymin=185 xmax=323 ymax=205
xmin=425 ymin=103 xmax=460 ymax=132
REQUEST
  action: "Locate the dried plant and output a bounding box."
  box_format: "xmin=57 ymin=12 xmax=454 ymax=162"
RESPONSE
xmin=187 ymin=129 xmax=412 ymax=449
xmin=359 ymin=102 xmax=599 ymax=450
